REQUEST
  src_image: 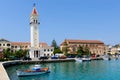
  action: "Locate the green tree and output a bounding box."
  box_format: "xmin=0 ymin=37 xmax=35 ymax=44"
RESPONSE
xmin=51 ymin=39 xmax=62 ymax=55
xmin=22 ymin=49 xmax=29 ymax=57
xmin=84 ymin=47 xmax=90 ymax=56
xmin=53 ymin=47 xmax=62 ymax=55
xmin=51 ymin=39 xmax=58 ymax=48
xmin=14 ymin=49 xmax=28 ymax=58
xmin=77 ymin=46 xmax=90 ymax=56
xmin=77 ymin=46 xmax=84 ymax=56
xmin=3 ymin=48 xmax=11 ymax=58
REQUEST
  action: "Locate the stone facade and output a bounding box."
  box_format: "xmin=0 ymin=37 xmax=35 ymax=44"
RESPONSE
xmin=60 ymin=39 xmax=105 ymax=55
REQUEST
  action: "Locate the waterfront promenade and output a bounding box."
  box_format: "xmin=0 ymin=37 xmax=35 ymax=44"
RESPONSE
xmin=0 ymin=62 xmax=10 ymax=80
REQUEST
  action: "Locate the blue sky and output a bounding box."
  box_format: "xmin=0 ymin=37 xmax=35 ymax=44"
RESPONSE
xmin=0 ymin=0 xmax=120 ymax=46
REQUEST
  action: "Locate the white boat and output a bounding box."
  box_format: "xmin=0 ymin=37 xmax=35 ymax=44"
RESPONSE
xmin=75 ymin=58 xmax=82 ymax=62
xmin=102 ymin=57 xmax=108 ymax=60
xmin=82 ymin=57 xmax=91 ymax=61
xmin=102 ymin=55 xmax=110 ymax=60
xmin=75 ymin=57 xmax=91 ymax=62
xmin=16 ymin=65 xmax=50 ymax=77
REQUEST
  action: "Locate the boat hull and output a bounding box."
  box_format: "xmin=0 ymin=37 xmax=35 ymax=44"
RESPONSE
xmin=16 ymin=70 xmax=50 ymax=77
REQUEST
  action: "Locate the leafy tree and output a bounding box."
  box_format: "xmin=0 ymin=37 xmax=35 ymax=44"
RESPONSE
xmin=77 ymin=46 xmax=84 ymax=56
xmin=84 ymin=47 xmax=90 ymax=55
xmin=2 ymin=48 xmax=29 ymax=60
xmin=53 ymin=48 xmax=62 ymax=55
xmin=23 ymin=50 xmax=29 ymax=57
xmin=14 ymin=49 xmax=28 ymax=58
xmin=51 ymin=39 xmax=62 ymax=55
xmin=3 ymin=48 xmax=11 ymax=58
xmin=77 ymin=46 xmax=90 ymax=57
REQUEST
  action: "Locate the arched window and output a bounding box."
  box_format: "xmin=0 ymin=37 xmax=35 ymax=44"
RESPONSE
xmin=34 ymin=20 xmax=35 ymax=23
xmin=44 ymin=49 xmax=46 ymax=51
xmin=36 ymin=20 xmax=37 ymax=23
xmin=48 ymin=49 xmax=49 ymax=52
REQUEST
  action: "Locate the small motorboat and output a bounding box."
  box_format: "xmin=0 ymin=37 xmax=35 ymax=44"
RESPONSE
xmin=75 ymin=58 xmax=82 ymax=62
xmin=16 ymin=65 xmax=50 ymax=77
xmin=102 ymin=55 xmax=110 ymax=60
xmin=82 ymin=57 xmax=91 ymax=61
xmin=75 ymin=57 xmax=91 ymax=62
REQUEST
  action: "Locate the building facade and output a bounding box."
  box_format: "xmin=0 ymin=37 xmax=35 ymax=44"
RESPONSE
xmin=60 ymin=39 xmax=105 ymax=55
xmin=105 ymin=45 xmax=120 ymax=55
xmin=0 ymin=38 xmax=54 ymax=57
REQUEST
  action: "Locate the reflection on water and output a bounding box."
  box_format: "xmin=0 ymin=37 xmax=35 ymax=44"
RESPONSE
xmin=6 ymin=60 xmax=120 ymax=80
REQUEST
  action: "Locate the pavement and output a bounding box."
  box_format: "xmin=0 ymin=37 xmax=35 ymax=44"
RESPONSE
xmin=0 ymin=62 xmax=10 ymax=80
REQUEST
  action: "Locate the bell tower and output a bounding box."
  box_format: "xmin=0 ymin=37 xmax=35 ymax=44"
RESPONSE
xmin=29 ymin=4 xmax=41 ymax=59
xmin=30 ymin=4 xmax=40 ymax=48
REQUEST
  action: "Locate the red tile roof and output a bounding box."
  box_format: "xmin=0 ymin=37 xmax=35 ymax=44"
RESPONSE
xmin=67 ymin=39 xmax=104 ymax=43
xmin=11 ymin=42 xmax=48 ymax=46
xmin=61 ymin=39 xmax=104 ymax=45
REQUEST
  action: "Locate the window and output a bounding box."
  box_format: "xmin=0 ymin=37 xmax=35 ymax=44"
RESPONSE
xmin=3 ymin=44 xmax=5 ymax=46
xmin=51 ymin=49 xmax=53 ymax=51
xmin=36 ymin=20 xmax=37 ymax=23
xmin=48 ymin=49 xmax=49 ymax=51
xmin=7 ymin=44 xmax=10 ymax=46
xmin=15 ymin=46 xmax=17 ymax=48
xmin=44 ymin=49 xmax=46 ymax=51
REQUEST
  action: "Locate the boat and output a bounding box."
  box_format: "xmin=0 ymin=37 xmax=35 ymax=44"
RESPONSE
xmin=16 ymin=65 xmax=50 ymax=77
xmin=75 ymin=57 xmax=91 ymax=62
xmin=82 ymin=57 xmax=91 ymax=61
xmin=75 ymin=58 xmax=82 ymax=62
xmin=102 ymin=55 xmax=111 ymax=60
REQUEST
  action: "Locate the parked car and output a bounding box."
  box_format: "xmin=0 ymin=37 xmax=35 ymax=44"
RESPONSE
xmin=23 ymin=57 xmax=32 ymax=60
xmin=68 ymin=55 xmax=76 ymax=58
xmin=59 ymin=56 xmax=67 ymax=59
xmin=39 ymin=56 xmax=48 ymax=60
xmin=51 ymin=56 xmax=58 ymax=59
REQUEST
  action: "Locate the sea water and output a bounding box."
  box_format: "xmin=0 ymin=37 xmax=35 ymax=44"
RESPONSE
xmin=6 ymin=60 xmax=120 ymax=80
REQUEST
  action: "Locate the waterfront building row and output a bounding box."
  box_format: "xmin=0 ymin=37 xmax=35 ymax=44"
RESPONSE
xmin=1 ymin=38 xmax=120 ymax=58
xmin=0 ymin=38 xmax=54 ymax=58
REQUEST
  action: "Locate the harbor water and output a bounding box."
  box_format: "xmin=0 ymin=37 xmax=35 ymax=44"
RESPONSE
xmin=6 ymin=60 xmax=120 ymax=80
